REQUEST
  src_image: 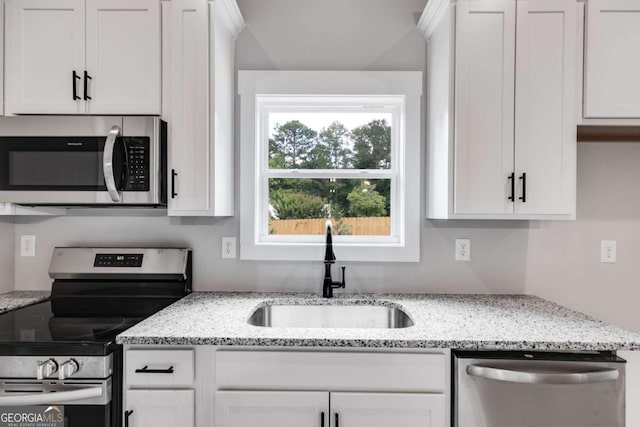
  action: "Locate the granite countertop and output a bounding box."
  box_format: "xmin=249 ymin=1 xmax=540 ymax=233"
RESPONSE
xmin=0 ymin=291 xmax=50 ymax=314
xmin=117 ymin=292 xmax=640 ymax=351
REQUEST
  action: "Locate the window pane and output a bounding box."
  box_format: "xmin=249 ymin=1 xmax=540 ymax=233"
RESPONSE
xmin=268 ymin=112 xmax=392 ymax=170
xmin=268 ymin=178 xmax=391 ymax=236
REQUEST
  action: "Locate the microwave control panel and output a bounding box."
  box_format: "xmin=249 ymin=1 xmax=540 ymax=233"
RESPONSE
xmin=126 ymin=138 xmax=150 ymax=191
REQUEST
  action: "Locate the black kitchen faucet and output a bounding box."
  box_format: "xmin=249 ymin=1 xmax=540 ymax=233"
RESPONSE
xmin=323 ymin=220 xmax=346 ymax=298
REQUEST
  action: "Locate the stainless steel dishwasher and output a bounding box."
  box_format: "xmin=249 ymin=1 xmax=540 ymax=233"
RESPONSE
xmin=454 ymin=351 xmax=625 ymax=427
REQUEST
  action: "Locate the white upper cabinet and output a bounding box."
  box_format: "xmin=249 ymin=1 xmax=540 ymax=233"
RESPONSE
xmin=5 ymin=0 xmax=85 ymax=114
xmin=164 ymin=0 xmax=243 ymax=216
xmin=515 ymin=0 xmax=577 ymax=215
xmin=454 ymin=0 xmax=516 ymax=216
xmin=5 ymin=0 xmax=161 ymax=115
xmin=420 ymin=0 xmax=578 ymax=220
xmin=0 ymin=0 xmax=5 ymax=116
xmin=583 ymin=0 xmax=640 ymax=120
xmin=85 ymin=0 xmax=161 ymax=114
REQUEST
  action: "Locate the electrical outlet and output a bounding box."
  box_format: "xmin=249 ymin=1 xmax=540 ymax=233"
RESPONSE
xmin=456 ymin=238 xmax=471 ymax=261
xmin=601 ymin=240 xmax=616 ymax=263
xmin=221 ymin=237 xmax=237 ymax=259
xmin=20 ymin=235 xmax=36 ymax=257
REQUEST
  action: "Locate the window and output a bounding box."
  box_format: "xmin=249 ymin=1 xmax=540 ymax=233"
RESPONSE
xmin=239 ymin=71 xmax=422 ymax=262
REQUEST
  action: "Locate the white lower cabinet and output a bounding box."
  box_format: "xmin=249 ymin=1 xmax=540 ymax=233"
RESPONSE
xmin=215 ymin=391 xmax=444 ymax=427
xmin=126 ymin=390 xmax=195 ymax=427
xmin=331 ymin=392 xmax=445 ymax=427
xmin=215 ymin=391 xmax=328 ymax=427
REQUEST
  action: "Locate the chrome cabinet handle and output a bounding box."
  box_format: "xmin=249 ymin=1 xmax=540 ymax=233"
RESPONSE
xmin=103 ymin=125 xmax=123 ymax=202
xmin=467 ymin=364 xmax=619 ymax=385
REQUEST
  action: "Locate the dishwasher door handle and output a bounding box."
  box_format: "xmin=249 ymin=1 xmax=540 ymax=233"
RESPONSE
xmin=466 ymin=365 xmax=620 ymax=385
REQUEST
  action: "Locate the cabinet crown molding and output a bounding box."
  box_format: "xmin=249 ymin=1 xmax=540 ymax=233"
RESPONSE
xmin=417 ymin=0 xmax=454 ymax=38
xmin=213 ymin=0 xmax=245 ymax=38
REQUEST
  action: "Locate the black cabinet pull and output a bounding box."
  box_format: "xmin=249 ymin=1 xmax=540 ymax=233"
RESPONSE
xmin=320 ymin=412 xmax=325 ymax=427
xmin=124 ymin=410 xmax=134 ymax=427
xmin=134 ymin=365 xmax=174 ymax=374
xmin=84 ymin=71 xmax=92 ymax=100
xmin=335 ymin=413 xmax=339 ymax=427
xmin=171 ymin=169 xmax=178 ymax=198
xmin=507 ymin=172 xmax=515 ymax=202
xmin=72 ymin=71 xmax=81 ymax=100
xmin=519 ymin=173 xmax=527 ymax=203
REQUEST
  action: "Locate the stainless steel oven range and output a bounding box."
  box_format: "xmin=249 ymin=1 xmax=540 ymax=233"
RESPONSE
xmin=0 ymin=247 xmax=192 ymax=427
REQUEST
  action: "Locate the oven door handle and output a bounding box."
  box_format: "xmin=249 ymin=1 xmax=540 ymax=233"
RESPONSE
xmin=466 ymin=364 xmax=620 ymax=385
xmin=0 ymin=386 xmax=103 ymax=406
xmin=103 ymin=125 xmax=123 ymax=203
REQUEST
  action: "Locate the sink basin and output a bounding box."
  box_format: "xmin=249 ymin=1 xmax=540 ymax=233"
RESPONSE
xmin=247 ymin=304 xmax=414 ymax=329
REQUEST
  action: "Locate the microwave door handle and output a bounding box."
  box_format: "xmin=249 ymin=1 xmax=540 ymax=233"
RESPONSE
xmin=0 ymin=386 xmax=103 ymax=406
xmin=466 ymin=365 xmax=620 ymax=385
xmin=103 ymin=125 xmax=123 ymax=203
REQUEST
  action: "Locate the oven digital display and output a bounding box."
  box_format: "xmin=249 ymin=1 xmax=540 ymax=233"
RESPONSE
xmin=94 ymin=254 xmax=144 ymax=267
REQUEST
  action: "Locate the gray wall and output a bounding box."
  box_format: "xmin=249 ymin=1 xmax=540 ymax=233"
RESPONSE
xmin=0 ymin=219 xmax=14 ymax=294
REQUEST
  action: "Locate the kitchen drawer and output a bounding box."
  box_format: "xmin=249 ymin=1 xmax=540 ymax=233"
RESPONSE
xmin=215 ymin=350 xmax=447 ymax=392
xmin=126 ymin=349 xmax=195 ymax=387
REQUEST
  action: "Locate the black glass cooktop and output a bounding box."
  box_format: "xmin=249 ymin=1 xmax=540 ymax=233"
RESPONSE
xmin=0 ymin=302 xmax=142 ymax=356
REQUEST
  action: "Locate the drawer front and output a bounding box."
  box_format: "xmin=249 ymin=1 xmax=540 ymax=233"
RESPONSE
xmin=126 ymin=349 xmax=195 ymax=387
xmin=216 ymin=351 xmax=447 ymax=392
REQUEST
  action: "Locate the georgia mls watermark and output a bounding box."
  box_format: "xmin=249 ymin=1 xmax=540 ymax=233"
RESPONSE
xmin=0 ymin=406 xmax=64 ymax=427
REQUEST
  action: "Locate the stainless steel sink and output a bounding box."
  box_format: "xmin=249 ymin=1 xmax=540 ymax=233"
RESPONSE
xmin=247 ymin=304 xmax=414 ymax=329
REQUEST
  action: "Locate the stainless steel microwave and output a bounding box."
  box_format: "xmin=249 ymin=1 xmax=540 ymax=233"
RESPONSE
xmin=0 ymin=117 xmax=166 ymax=206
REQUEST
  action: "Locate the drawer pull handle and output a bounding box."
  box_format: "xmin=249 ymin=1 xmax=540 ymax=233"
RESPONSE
xmin=125 ymin=410 xmax=134 ymax=427
xmin=135 ymin=365 xmax=174 ymax=374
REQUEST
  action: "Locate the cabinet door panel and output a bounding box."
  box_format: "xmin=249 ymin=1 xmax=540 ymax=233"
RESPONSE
xmin=168 ymin=0 xmax=211 ymax=215
xmin=515 ymin=0 xmax=577 ymax=215
xmin=585 ymin=0 xmax=640 ymax=118
xmin=330 ymin=393 xmax=446 ymax=427
xmin=5 ymin=0 xmax=85 ymax=114
xmin=85 ymin=0 xmax=161 ymax=114
xmin=215 ymin=391 xmax=328 ymax=427
xmin=454 ymin=0 xmax=516 ymax=215
xmin=126 ymin=390 xmax=194 ymax=427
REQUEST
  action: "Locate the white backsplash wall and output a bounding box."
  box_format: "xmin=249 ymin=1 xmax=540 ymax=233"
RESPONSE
xmin=0 ymin=219 xmax=14 ymax=293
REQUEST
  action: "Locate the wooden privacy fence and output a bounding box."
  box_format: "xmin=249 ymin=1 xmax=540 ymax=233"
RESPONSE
xmin=270 ymin=217 xmax=390 ymax=236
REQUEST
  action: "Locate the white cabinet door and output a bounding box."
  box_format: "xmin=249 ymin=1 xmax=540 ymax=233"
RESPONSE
xmin=126 ymin=390 xmax=194 ymax=427
xmin=514 ymin=0 xmax=577 ymax=215
xmin=330 ymin=393 xmax=446 ymax=427
xmin=216 ymin=391 xmax=328 ymax=427
xmin=5 ymin=0 xmax=85 ymax=114
xmin=584 ymin=0 xmax=640 ymax=118
xmin=454 ymin=0 xmax=516 ymax=215
xmin=168 ymin=0 xmax=212 ymax=215
xmin=85 ymin=0 xmax=161 ymax=115
xmin=0 ymin=0 xmax=4 ymax=116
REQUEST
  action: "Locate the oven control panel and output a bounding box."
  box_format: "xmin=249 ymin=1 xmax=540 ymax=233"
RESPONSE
xmin=94 ymin=254 xmax=144 ymax=268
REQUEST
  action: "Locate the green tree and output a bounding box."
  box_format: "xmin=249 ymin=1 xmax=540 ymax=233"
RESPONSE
xmin=318 ymin=121 xmax=352 ymax=169
xmin=270 ymin=121 xmax=317 ymax=168
xmin=271 ymin=190 xmax=329 ymax=220
xmin=351 ymin=119 xmax=391 ymax=170
xmin=346 ymin=181 xmax=387 ymax=217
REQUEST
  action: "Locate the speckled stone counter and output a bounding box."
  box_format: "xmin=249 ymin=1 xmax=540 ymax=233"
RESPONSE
xmin=117 ymin=292 xmax=640 ymax=351
xmin=0 ymin=291 xmax=50 ymax=314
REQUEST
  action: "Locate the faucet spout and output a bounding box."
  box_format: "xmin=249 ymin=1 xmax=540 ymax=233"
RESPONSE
xmin=322 ymin=220 xmax=345 ymax=298
xmin=324 ymin=220 xmax=336 ymax=263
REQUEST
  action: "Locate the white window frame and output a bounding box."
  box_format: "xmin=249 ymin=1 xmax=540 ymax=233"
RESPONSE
xmin=239 ymin=71 xmax=422 ymax=262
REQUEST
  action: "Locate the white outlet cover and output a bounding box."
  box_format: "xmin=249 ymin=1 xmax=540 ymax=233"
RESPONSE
xmin=456 ymin=238 xmax=471 ymax=261
xmin=601 ymin=240 xmax=616 ymax=263
xmin=221 ymin=237 xmax=237 ymax=259
xmin=20 ymin=235 xmax=36 ymax=257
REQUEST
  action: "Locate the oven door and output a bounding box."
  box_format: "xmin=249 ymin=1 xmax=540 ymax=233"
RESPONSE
xmin=0 ymin=378 xmax=112 ymax=427
xmin=0 ymin=132 xmax=126 ymax=205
